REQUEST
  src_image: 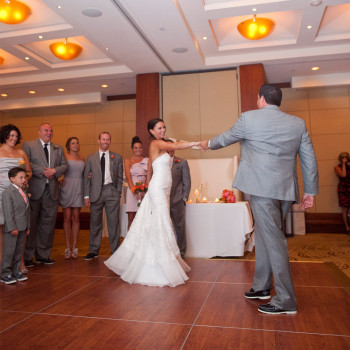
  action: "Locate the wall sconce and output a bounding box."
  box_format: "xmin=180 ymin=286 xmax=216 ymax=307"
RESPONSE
xmin=237 ymin=15 xmax=275 ymax=40
xmin=0 ymin=0 xmax=31 ymax=24
xmin=49 ymin=38 xmax=83 ymax=60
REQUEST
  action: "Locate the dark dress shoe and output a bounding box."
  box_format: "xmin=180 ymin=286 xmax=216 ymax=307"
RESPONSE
xmin=84 ymin=252 xmax=98 ymax=260
xmin=24 ymin=260 xmax=34 ymax=268
xmin=258 ymin=303 xmax=297 ymax=315
xmin=245 ymin=288 xmax=271 ymax=300
xmin=36 ymin=258 xmax=55 ymax=265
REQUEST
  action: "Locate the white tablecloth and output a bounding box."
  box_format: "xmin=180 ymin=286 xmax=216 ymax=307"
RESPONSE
xmin=185 ymin=202 xmax=254 ymax=258
xmin=111 ymin=201 xmax=254 ymax=258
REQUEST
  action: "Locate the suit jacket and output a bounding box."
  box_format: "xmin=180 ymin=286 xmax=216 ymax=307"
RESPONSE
xmin=84 ymin=151 xmax=123 ymax=203
xmin=2 ymin=184 xmax=30 ymax=233
xmin=210 ymin=105 xmax=319 ymax=201
xmin=170 ymin=157 xmax=191 ymax=205
xmin=22 ymin=139 xmax=68 ymax=201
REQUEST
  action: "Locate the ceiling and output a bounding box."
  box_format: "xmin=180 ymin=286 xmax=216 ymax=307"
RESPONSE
xmin=1 ymin=0 xmax=350 ymax=110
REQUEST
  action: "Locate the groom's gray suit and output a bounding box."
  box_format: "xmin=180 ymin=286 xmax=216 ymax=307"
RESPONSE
xmin=84 ymin=151 xmax=123 ymax=254
xmin=210 ymin=104 xmax=318 ymax=310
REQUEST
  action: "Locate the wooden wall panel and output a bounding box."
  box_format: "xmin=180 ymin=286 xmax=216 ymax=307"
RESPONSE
xmin=136 ymin=73 xmax=160 ymax=156
xmin=239 ymin=64 xmax=264 ymax=112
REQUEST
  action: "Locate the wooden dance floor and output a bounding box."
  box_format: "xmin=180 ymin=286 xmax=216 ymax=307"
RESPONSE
xmin=1 ymin=257 xmax=349 ymax=349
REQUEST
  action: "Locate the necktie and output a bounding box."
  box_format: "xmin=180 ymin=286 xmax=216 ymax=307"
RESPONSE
xmin=101 ymin=153 xmax=105 ymax=185
xmin=44 ymin=144 xmax=49 ymax=162
xmin=19 ymin=187 xmax=27 ymax=204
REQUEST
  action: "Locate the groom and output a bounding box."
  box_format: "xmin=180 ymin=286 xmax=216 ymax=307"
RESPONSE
xmin=201 ymin=85 xmax=318 ymax=315
xmin=83 ymin=132 xmax=123 ymax=260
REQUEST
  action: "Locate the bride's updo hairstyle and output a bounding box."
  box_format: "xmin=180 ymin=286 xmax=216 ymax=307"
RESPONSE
xmin=131 ymin=136 xmax=142 ymax=149
xmin=147 ymin=118 xmax=164 ymax=140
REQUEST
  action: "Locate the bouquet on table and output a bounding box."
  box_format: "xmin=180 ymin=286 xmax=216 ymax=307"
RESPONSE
xmin=132 ymin=181 xmax=148 ymax=206
xmin=220 ymin=189 xmax=236 ymax=203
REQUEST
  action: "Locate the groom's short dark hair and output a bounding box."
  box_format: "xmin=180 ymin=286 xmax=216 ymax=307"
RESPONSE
xmin=259 ymin=85 xmax=282 ymax=107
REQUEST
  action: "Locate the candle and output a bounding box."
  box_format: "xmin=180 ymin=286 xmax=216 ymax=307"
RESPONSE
xmin=215 ymin=198 xmax=220 ymax=203
xmin=202 ymin=197 xmax=208 ymax=203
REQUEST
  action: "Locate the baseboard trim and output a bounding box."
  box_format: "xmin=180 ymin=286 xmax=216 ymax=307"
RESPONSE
xmin=305 ymin=213 xmax=346 ymax=233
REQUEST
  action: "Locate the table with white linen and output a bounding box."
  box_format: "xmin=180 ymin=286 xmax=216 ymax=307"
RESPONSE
xmin=185 ymin=201 xmax=254 ymax=258
xmin=105 ymin=201 xmax=254 ymax=258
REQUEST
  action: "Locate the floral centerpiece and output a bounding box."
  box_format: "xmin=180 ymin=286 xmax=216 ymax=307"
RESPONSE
xmin=132 ymin=181 xmax=148 ymax=206
xmin=220 ymin=189 xmax=236 ymax=203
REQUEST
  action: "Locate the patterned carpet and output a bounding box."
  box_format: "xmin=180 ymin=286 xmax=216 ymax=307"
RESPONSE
xmin=52 ymin=231 xmax=350 ymax=278
xmin=242 ymin=233 xmax=350 ymax=278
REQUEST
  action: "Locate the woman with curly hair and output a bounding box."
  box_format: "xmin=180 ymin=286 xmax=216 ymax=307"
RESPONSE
xmin=334 ymin=151 xmax=350 ymax=234
xmin=0 ymin=124 xmax=32 ymax=271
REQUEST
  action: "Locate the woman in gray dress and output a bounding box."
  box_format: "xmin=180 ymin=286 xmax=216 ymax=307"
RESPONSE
xmin=0 ymin=124 xmax=32 ymax=271
xmin=60 ymin=137 xmax=84 ymax=259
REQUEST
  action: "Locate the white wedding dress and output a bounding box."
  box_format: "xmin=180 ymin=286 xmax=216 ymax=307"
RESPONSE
xmin=104 ymin=152 xmax=190 ymax=287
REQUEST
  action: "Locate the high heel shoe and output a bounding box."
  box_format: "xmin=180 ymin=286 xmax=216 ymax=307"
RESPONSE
xmin=64 ymin=248 xmax=71 ymax=259
xmin=72 ymin=248 xmax=78 ymax=259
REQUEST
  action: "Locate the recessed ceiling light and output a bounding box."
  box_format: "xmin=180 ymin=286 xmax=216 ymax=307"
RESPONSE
xmin=101 ymin=84 xmax=108 ymax=88
xmin=307 ymin=25 xmax=312 ymax=29
xmin=311 ymin=66 xmax=319 ymax=71
xmin=57 ymin=5 xmax=62 ymax=9
xmin=172 ymin=47 xmax=188 ymax=53
xmin=38 ymin=35 xmax=43 ymax=39
xmin=25 ymin=57 xmax=30 ymax=60
xmin=28 ymin=91 xmax=36 ymax=94
xmin=105 ymin=47 xmax=109 ymax=51
xmin=203 ymin=36 xmax=208 ymax=40
xmin=58 ymin=88 xmax=64 ymax=92
xmin=252 ymin=8 xmax=257 ymax=12
xmin=1 ymin=93 xmax=8 ymax=97
xmin=82 ymin=8 xmax=102 ymax=17
xmin=310 ymin=0 xmax=322 ymax=6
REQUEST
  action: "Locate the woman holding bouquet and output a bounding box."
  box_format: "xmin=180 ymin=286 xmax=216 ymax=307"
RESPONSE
xmin=0 ymin=124 xmax=32 ymax=272
xmin=125 ymin=136 xmax=148 ymax=229
xmin=105 ymin=118 xmax=200 ymax=287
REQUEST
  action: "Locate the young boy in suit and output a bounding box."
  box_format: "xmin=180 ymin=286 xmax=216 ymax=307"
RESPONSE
xmin=1 ymin=167 xmax=30 ymax=284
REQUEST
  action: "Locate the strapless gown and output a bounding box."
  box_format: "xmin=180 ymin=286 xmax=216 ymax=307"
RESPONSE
xmin=0 ymin=157 xmax=24 ymax=225
xmin=105 ymin=153 xmax=190 ymax=287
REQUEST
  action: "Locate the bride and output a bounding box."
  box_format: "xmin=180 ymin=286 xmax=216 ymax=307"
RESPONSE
xmin=104 ymin=118 xmax=200 ymax=287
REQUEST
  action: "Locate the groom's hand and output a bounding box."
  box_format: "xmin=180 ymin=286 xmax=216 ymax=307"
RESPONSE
xmin=200 ymin=140 xmax=209 ymax=151
xmin=301 ymin=194 xmax=314 ymax=210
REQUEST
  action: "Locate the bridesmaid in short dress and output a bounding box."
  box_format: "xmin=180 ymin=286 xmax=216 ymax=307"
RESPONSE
xmin=60 ymin=137 xmax=84 ymax=259
xmin=124 ymin=136 xmax=149 ymax=230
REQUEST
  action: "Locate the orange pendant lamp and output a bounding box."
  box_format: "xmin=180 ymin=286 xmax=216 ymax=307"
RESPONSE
xmin=0 ymin=0 xmax=31 ymax=24
xmin=49 ymin=38 xmax=83 ymax=60
xmin=237 ymin=14 xmax=275 ymax=40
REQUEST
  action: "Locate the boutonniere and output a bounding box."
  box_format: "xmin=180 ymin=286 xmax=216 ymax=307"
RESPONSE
xmin=27 ymin=193 xmax=31 ymax=198
xmin=174 ymin=158 xmax=180 ymax=163
xmin=111 ymin=155 xmax=115 ymax=159
xmin=52 ymin=144 xmax=58 ymax=149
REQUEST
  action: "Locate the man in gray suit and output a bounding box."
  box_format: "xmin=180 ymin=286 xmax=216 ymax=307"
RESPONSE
xmin=83 ymin=132 xmax=123 ymax=260
xmin=167 ymin=145 xmax=191 ymax=258
xmin=201 ymin=85 xmax=318 ymax=315
xmin=23 ymin=123 xmax=68 ymax=266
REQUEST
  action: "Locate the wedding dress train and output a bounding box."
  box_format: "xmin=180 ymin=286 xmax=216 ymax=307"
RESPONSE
xmin=104 ymin=153 xmax=190 ymax=287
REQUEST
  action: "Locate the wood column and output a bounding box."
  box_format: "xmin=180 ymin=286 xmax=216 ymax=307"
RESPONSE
xmin=239 ymin=64 xmax=265 ymax=113
xmin=136 ymin=73 xmax=160 ymax=155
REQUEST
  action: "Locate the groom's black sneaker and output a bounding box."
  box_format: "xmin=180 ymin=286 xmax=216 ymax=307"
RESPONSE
xmin=245 ymin=288 xmax=271 ymax=300
xmin=84 ymin=252 xmax=98 ymax=260
xmin=258 ymin=303 xmax=297 ymax=315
